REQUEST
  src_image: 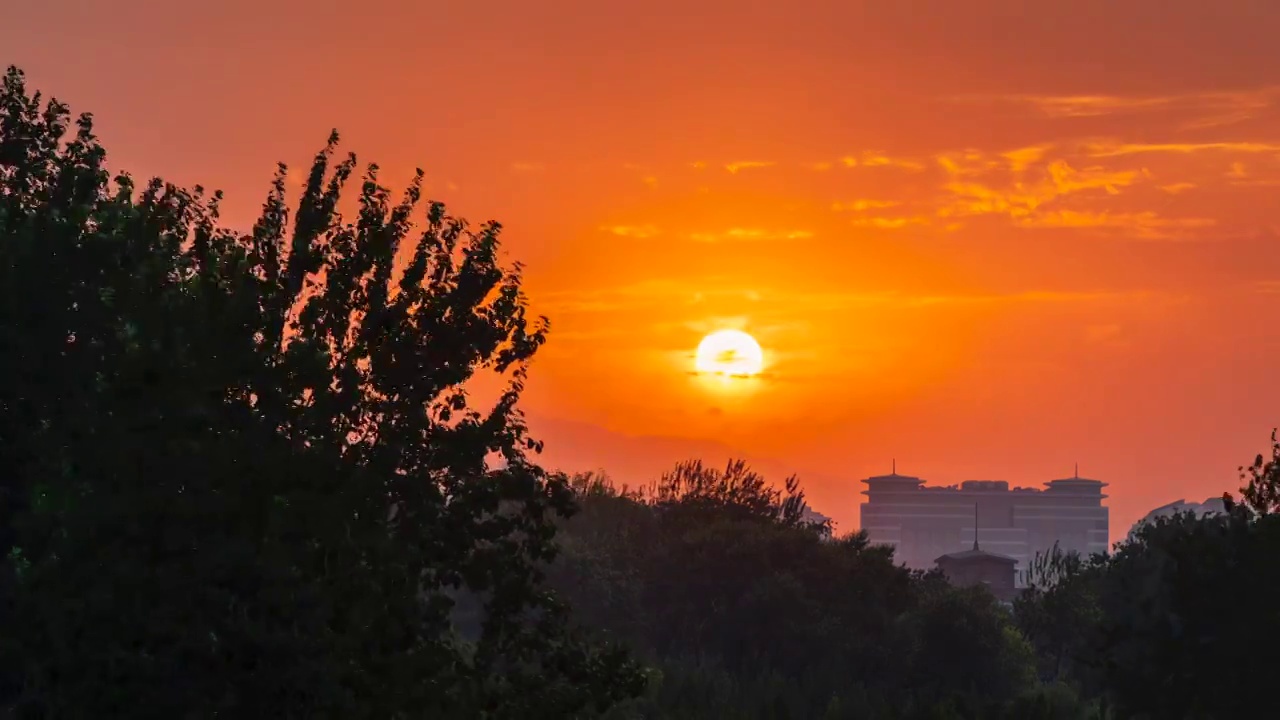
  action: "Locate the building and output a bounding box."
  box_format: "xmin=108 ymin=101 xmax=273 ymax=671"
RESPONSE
xmin=935 ymin=547 xmax=1020 ymax=603
xmin=1127 ymin=496 xmax=1226 ymax=539
xmin=859 ymin=467 xmax=1109 ymax=582
xmin=801 ymin=506 xmax=833 ymax=527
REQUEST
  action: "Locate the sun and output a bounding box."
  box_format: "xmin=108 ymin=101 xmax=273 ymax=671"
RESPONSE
xmin=695 ymin=329 xmax=765 ymax=377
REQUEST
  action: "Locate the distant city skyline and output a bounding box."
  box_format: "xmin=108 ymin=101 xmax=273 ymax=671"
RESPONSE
xmin=860 ymin=471 xmax=1109 ymax=578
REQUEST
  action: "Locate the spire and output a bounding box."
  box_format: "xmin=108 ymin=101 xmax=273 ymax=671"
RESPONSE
xmin=892 ymin=458 xmax=896 ymax=475
xmin=1074 ymin=462 xmax=1079 ymax=479
xmin=973 ymin=502 xmax=980 ymax=551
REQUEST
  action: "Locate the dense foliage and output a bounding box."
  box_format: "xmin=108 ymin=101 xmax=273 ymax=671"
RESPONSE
xmin=1013 ymin=433 xmax=1280 ymax=720
xmin=3 ymin=65 xmax=1276 ymax=719
xmin=550 ymin=440 xmax=1280 ymax=720
xmin=0 ymin=65 xmax=640 ymax=718
xmin=547 ymin=465 xmax=1049 ymax=719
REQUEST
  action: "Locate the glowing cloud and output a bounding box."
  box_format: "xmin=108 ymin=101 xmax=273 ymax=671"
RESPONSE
xmin=600 ymin=224 xmax=661 ymax=238
xmin=859 ymin=154 xmax=926 ymax=170
xmin=850 ymin=217 xmax=930 ymax=229
xmin=1047 ymin=161 xmax=1140 ymax=195
xmin=1016 ymin=210 xmax=1217 ymax=240
xmin=1003 ymin=145 xmax=1053 ymax=173
xmin=983 ymin=87 xmax=1280 ymax=129
xmin=689 ymin=228 xmax=814 ymax=242
xmin=831 ymin=199 xmax=901 ymax=212
xmin=724 ymin=161 xmax=775 ymax=173
xmin=1084 ymin=141 xmax=1280 ymax=158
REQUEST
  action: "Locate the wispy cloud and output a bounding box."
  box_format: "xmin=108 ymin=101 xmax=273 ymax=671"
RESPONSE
xmin=831 ymin=199 xmax=901 ymax=212
xmin=860 ymin=154 xmax=926 ymax=170
xmin=1046 ymin=161 xmax=1141 ymax=195
xmin=922 ymin=147 xmax=1231 ymax=239
xmin=850 ymin=216 xmax=931 ymax=229
xmin=976 ymin=87 xmax=1280 ymax=130
xmin=1003 ymin=145 xmax=1054 ymax=173
xmin=689 ymin=228 xmax=814 ymax=242
xmin=936 ymin=149 xmax=1002 ymax=177
xmin=936 ymin=152 xmax=1146 ymax=223
xmin=834 ymin=152 xmax=926 ymax=171
xmin=1015 ymin=210 xmax=1217 ymax=240
xmin=1005 ymin=94 xmax=1175 ymax=118
xmin=1084 ymin=141 xmax=1280 ymax=158
xmin=724 ymin=160 xmax=775 ymax=174
xmin=600 ymin=224 xmax=661 ymax=239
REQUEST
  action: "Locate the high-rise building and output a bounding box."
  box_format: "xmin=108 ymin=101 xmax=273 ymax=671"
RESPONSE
xmin=859 ymin=468 xmax=1109 ymax=579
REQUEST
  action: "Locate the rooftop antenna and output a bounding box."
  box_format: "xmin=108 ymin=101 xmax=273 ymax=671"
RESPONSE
xmin=1074 ymin=462 xmax=1079 ymax=479
xmin=892 ymin=458 xmax=896 ymax=475
xmin=973 ymin=502 xmax=980 ymax=551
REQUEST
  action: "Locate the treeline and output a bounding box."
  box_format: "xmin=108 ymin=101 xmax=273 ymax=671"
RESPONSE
xmin=3 ymin=65 xmax=1279 ymax=719
xmin=546 ymin=461 xmax=1046 ymax=719
xmin=544 ymin=443 xmax=1280 ymax=719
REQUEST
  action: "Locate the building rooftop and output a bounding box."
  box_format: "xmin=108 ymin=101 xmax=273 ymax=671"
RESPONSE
xmin=1046 ymin=477 xmax=1108 ymax=488
xmin=935 ymin=548 xmax=1019 ymax=565
xmin=864 ymin=472 xmax=923 ymax=483
xmin=862 ymin=473 xmax=1108 ymax=498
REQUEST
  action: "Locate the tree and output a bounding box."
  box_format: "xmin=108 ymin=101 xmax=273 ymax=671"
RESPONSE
xmin=642 ymin=459 xmax=829 ymax=534
xmin=0 ymin=65 xmax=642 ymax=718
xmin=1014 ymin=543 xmax=1105 ymax=688
xmin=899 ymin=580 xmax=1038 ymax=715
xmin=549 ymin=464 xmax=1044 ymax=719
xmin=1230 ymin=428 xmax=1280 ymax=516
xmin=1088 ymin=430 xmax=1280 ymax=719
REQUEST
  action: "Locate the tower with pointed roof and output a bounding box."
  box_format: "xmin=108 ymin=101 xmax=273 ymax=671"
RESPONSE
xmin=934 ymin=502 xmax=1019 ymax=602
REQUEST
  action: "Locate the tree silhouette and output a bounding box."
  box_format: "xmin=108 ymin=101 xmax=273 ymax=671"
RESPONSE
xmin=1229 ymin=428 xmax=1280 ymax=516
xmin=0 ymin=65 xmax=641 ymax=718
xmin=642 ymin=459 xmax=829 ymax=534
xmin=550 ymin=466 xmax=1044 ymax=719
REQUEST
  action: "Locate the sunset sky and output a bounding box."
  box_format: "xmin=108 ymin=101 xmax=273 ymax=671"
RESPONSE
xmin=7 ymin=0 xmax=1280 ymax=540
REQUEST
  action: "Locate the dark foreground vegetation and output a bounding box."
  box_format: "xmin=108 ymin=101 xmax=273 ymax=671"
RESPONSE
xmin=2 ymin=66 xmax=1278 ymax=719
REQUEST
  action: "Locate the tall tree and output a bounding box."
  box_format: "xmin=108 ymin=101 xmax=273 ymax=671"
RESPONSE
xmin=0 ymin=65 xmax=641 ymax=718
xmin=1014 ymin=544 xmax=1105 ymax=688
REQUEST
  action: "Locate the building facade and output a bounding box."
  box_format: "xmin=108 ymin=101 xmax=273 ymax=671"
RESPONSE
xmin=935 ymin=547 xmax=1020 ymax=603
xmin=1127 ymin=496 xmax=1226 ymax=540
xmin=860 ymin=471 xmax=1109 ymax=581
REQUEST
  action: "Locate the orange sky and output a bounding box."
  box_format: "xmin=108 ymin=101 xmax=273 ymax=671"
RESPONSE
xmin=8 ymin=0 xmax=1280 ymax=541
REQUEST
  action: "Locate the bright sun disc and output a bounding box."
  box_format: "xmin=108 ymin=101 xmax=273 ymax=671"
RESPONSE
xmin=695 ymin=329 xmax=764 ymax=377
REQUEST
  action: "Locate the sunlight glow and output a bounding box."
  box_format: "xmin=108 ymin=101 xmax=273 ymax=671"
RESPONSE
xmin=694 ymin=329 xmax=765 ymax=377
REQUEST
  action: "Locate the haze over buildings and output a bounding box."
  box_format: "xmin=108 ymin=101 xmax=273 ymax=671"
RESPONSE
xmin=860 ymin=467 xmax=1109 ymax=578
xmin=1127 ymin=496 xmax=1227 ymax=539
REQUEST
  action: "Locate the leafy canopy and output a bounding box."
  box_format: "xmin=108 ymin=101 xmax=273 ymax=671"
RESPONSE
xmin=0 ymin=64 xmax=642 ymax=718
